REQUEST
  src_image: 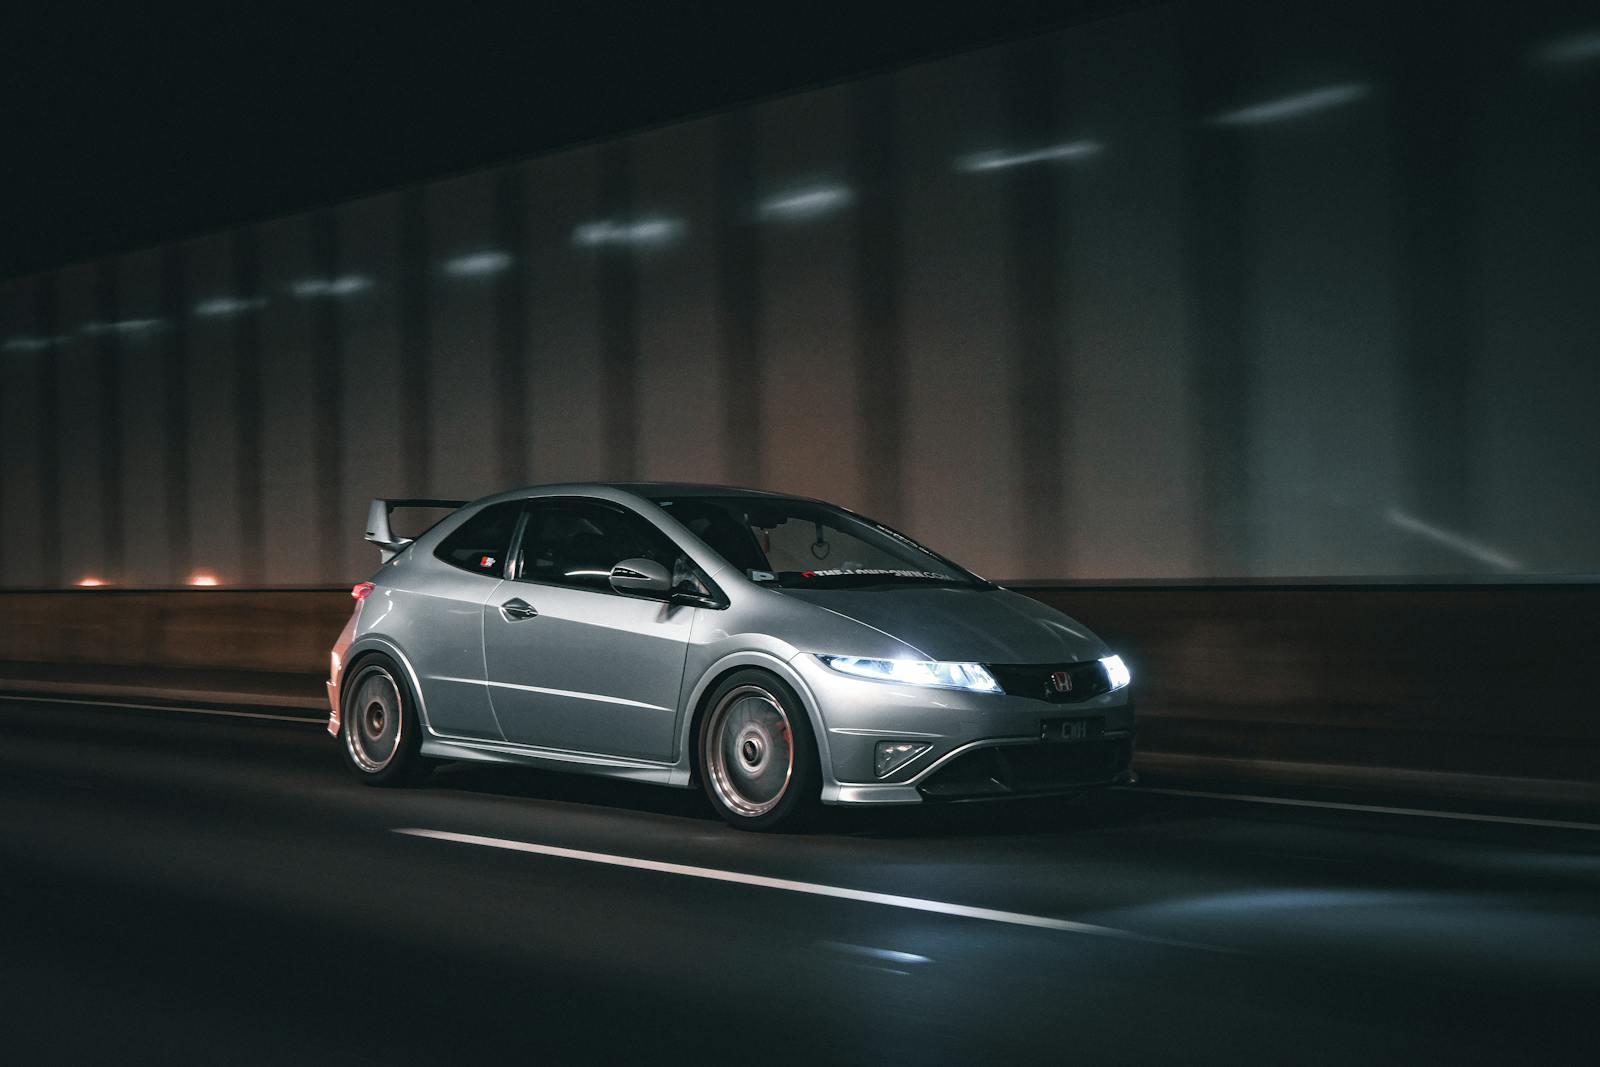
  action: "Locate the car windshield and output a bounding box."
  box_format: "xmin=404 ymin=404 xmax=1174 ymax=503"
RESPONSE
xmin=651 ymin=495 xmax=987 ymax=590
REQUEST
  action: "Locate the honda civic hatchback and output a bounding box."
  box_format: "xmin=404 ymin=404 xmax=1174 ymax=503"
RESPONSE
xmin=327 ymin=483 xmax=1135 ymax=829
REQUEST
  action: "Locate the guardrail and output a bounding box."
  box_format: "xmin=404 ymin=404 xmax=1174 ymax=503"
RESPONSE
xmin=2 ymin=583 xmax=1595 ymax=805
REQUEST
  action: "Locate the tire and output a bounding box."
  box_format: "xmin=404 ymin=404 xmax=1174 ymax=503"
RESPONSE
xmin=339 ymin=653 xmax=430 ymax=786
xmin=698 ymin=669 xmax=820 ymax=831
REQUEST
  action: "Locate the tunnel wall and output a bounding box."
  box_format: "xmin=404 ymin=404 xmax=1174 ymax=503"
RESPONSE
xmin=3 ymin=1 xmax=1599 ymax=591
xmin=2 ymin=585 xmax=1594 ymax=803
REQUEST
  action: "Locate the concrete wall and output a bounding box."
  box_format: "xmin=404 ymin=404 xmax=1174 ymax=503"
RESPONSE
xmin=4 ymin=1 xmax=1599 ymax=590
xmin=4 ymin=585 xmax=1594 ymax=803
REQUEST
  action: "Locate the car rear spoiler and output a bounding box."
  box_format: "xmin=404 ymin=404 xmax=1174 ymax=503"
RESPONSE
xmin=365 ymin=498 xmax=467 ymax=562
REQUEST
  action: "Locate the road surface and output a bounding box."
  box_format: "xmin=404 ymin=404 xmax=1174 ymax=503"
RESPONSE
xmin=1 ymin=695 xmax=1596 ymax=1064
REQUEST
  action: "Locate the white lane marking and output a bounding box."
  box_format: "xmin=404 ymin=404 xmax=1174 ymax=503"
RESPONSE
xmin=431 ymin=676 xmax=670 ymax=712
xmin=1121 ymin=786 xmax=1600 ymax=832
xmin=0 ymin=693 xmax=324 ymax=725
xmin=394 ymin=827 xmax=1229 ymax=952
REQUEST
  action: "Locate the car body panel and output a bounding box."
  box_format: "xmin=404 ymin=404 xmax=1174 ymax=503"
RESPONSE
xmin=482 ymin=579 xmax=694 ymax=760
xmin=328 ymin=482 xmax=1135 ymax=805
xmin=775 ymin=585 xmax=1105 ymax=662
xmin=362 ymin=550 xmax=504 ymax=740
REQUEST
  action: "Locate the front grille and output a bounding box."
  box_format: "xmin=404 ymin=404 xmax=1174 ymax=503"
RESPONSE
xmin=918 ymin=738 xmax=1132 ymax=800
xmin=985 ymin=660 xmax=1112 ymax=704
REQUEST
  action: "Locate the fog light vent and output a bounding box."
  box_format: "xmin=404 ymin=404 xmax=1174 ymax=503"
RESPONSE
xmin=874 ymin=741 xmax=932 ymax=778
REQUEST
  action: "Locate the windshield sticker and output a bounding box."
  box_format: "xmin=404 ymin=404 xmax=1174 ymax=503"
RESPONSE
xmin=799 ymin=568 xmax=949 ymax=580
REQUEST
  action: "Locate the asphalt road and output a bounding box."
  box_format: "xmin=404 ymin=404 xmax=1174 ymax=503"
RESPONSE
xmin=1 ymin=696 xmax=1596 ymax=1065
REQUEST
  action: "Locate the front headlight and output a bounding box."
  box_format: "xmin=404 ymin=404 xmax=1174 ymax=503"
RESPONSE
xmin=1100 ymin=654 xmax=1131 ymax=691
xmin=816 ymin=654 xmax=1002 ymax=693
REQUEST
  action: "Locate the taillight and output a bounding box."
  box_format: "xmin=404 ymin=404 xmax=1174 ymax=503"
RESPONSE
xmin=352 ymin=582 xmax=375 ymax=601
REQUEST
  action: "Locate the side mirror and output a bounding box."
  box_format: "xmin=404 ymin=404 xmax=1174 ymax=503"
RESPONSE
xmin=609 ymin=557 xmax=672 ymax=597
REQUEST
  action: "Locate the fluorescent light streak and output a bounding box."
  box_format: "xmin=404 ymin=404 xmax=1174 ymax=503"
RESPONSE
xmin=1533 ymin=30 xmax=1600 ymax=66
xmin=757 ymin=183 xmax=855 ymax=221
xmin=443 ymin=250 xmax=514 ymax=277
xmin=1 ymin=334 xmax=66 ymax=353
xmin=81 ymin=318 xmax=165 ymax=337
xmin=571 ymin=217 xmax=686 ymax=248
xmin=1385 ymin=507 xmax=1523 ymax=571
xmin=290 ymin=275 xmax=373 ymax=298
xmin=186 ymin=571 xmax=221 ymax=587
xmin=1210 ymin=83 xmax=1369 ymax=126
xmin=194 ymin=296 xmax=267 ymax=317
xmin=75 ymin=576 xmax=107 ymax=587
xmin=955 ymin=140 xmax=1103 ymax=172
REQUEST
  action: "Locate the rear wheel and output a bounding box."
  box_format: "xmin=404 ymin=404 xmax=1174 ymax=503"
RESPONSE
xmin=340 ymin=655 xmax=429 ymax=786
xmin=699 ymin=670 xmax=819 ymax=831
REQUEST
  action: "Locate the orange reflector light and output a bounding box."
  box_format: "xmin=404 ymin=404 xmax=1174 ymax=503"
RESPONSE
xmin=76 ymin=576 xmax=107 ymax=587
xmin=352 ymin=582 xmax=375 ymax=600
xmin=187 ymin=572 xmax=220 ymax=587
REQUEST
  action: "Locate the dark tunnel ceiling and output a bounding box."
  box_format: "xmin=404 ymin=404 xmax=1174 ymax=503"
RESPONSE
xmin=0 ymin=2 xmax=1151 ymax=279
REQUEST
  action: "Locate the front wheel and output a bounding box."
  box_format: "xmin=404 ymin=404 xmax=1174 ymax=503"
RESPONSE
xmin=698 ymin=670 xmax=819 ymax=831
xmin=340 ymin=654 xmax=429 ymax=786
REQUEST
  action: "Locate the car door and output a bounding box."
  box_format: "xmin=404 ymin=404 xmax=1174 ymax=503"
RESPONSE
xmin=397 ymin=499 xmax=525 ymax=740
xmin=482 ymin=497 xmax=698 ymax=761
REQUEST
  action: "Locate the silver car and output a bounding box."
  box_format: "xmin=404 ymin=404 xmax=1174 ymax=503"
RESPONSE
xmin=327 ymin=484 xmax=1135 ymax=829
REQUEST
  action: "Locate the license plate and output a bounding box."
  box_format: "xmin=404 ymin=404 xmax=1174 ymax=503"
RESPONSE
xmin=1040 ymin=716 xmax=1103 ymax=743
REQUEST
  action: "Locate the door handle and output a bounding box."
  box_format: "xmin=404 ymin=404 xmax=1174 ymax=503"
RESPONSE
xmin=500 ymin=597 xmax=539 ymax=621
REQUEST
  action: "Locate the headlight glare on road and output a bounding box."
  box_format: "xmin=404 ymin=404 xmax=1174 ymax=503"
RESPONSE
xmin=1100 ymin=654 xmax=1131 ymax=691
xmin=817 ymin=655 xmax=1002 ymax=693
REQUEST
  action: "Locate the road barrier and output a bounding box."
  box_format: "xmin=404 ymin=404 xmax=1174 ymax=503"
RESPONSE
xmin=2 ymin=583 xmax=1595 ymax=805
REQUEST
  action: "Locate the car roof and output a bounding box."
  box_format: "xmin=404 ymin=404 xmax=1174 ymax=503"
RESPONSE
xmin=469 ymin=481 xmax=823 ymax=509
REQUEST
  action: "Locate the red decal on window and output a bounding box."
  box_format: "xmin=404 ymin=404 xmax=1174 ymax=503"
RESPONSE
xmin=480 ymin=556 xmax=496 ymax=568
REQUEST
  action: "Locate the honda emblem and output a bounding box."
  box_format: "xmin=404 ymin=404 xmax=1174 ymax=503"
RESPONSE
xmin=1049 ymin=670 xmax=1072 ymax=694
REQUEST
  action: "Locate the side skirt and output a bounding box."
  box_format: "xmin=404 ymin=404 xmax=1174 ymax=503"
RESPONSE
xmin=419 ymin=735 xmax=681 ymax=787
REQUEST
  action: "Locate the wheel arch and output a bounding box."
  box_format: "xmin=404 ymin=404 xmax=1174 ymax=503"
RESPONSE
xmin=674 ymin=651 xmax=834 ymax=795
xmin=342 ymin=636 xmax=433 ymax=734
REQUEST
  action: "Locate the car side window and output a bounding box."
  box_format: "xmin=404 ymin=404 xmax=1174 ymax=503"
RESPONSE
xmin=516 ymin=500 xmax=684 ymax=593
xmin=432 ymin=501 xmax=523 ymax=578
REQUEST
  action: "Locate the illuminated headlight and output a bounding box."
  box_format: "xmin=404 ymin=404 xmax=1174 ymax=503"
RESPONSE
xmin=1100 ymin=654 xmax=1131 ymax=692
xmin=816 ymin=655 xmax=1001 ymax=693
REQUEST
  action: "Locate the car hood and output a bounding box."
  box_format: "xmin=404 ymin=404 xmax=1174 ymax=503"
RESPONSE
xmin=777 ymin=586 xmax=1107 ymax=664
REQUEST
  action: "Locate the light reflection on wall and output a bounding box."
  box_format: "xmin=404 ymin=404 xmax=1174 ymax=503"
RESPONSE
xmin=756 ymin=182 xmax=855 ymax=221
xmin=442 ymin=250 xmax=514 ymax=277
xmin=1209 ymin=83 xmax=1371 ymax=126
xmin=953 ymin=140 xmax=1103 ymax=172
xmin=290 ymin=275 xmax=372 ymax=298
xmin=571 ymin=217 xmax=687 ymax=248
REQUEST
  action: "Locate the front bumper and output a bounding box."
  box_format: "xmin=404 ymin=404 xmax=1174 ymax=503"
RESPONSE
xmin=791 ymin=653 xmax=1136 ymax=805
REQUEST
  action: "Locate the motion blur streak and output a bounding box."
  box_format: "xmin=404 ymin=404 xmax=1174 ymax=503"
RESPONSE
xmin=1385 ymin=507 xmax=1523 ymax=571
xmin=393 ymin=827 xmax=1226 ymax=950
xmin=570 ymin=216 xmax=687 ymax=247
xmin=193 ymin=295 xmax=268 ymax=316
xmin=954 ymin=140 xmax=1102 ymax=171
xmin=1534 ymin=30 xmax=1600 ymax=65
xmin=289 ymin=275 xmax=372 ymax=298
xmin=757 ymin=183 xmax=856 ymax=221
xmin=442 ymin=250 xmax=514 ymax=277
xmin=1208 ymin=82 xmax=1370 ymax=125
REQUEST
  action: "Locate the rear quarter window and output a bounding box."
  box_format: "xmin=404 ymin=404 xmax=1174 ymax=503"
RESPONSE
xmin=432 ymin=502 xmax=522 ymax=577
